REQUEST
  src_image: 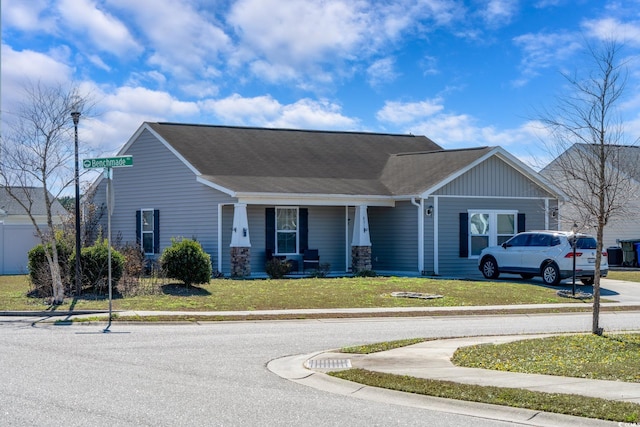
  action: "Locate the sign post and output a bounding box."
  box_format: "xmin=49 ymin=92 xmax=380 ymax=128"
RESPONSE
xmin=84 ymin=156 xmax=133 ymax=331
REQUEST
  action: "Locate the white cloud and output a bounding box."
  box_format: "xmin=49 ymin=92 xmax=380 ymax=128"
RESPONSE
xmin=103 ymin=86 xmax=199 ymax=117
xmin=0 ymin=44 xmax=74 ymax=114
xmin=200 ymin=94 xmax=357 ymax=129
xmin=479 ymin=0 xmax=518 ymax=27
xmin=512 ymin=31 xmax=582 ymax=85
xmin=582 ymin=18 xmax=640 ymax=47
xmin=108 ymin=0 xmax=230 ymax=87
xmin=1 ymin=0 xmax=55 ymax=32
xmin=270 ymin=99 xmax=358 ymax=129
xmin=367 ymin=57 xmax=399 ymax=87
xmin=229 ymin=0 xmax=368 ymax=66
xmin=77 ymin=84 xmax=200 ymax=153
xmin=376 ymin=99 xmax=445 ymax=124
xmin=56 ymin=0 xmax=142 ymax=58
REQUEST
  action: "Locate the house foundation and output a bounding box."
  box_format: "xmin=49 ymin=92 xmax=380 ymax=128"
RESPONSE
xmin=351 ymin=245 xmax=372 ymax=273
xmin=231 ymin=247 xmax=251 ymax=277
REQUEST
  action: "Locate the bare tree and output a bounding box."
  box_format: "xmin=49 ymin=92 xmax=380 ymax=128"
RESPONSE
xmin=539 ymin=40 xmax=639 ymax=335
xmin=0 ymin=82 xmax=93 ymax=304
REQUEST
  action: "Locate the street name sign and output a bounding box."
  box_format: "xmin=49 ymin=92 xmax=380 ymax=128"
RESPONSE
xmin=83 ymin=156 xmax=133 ymax=169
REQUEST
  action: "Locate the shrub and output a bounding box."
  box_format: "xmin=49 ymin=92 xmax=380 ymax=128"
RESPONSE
xmin=354 ymin=269 xmax=377 ymax=277
xmin=27 ymin=240 xmax=73 ymax=297
xmin=265 ymin=258 xmax=291 ymax=279
xmin=70 ymin=238 xmax=125 ymax=293
xmin=160 ymin=238 xmax=212 ymax=286
xmin=116 ymin=243 xmax=150 ymax=296
xmin=308 ymin=262 xmax=331 ymax=278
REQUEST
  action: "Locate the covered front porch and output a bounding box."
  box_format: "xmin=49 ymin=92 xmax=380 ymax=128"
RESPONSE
xmin=216 ymin=199 xmax=426 ymax=278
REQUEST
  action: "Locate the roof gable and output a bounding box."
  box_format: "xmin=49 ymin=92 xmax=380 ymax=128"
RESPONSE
xmin=109 ymin=122 xmax=563 ymax=201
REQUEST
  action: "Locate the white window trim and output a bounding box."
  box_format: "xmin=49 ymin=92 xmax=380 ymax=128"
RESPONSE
xmin=140 ymin=208 xmax=155 ymax=255
xmin=468 ymin=210 xmax=518 ymax=259
xmin=275 ymin=206 xmax=299 ymax=256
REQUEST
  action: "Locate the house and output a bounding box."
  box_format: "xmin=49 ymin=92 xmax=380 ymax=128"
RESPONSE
xmin=541 ymin=143 xmax=640 ymax=249
xmin=89 ymin=122 xmax=563 ymax=279
xmin=0 ymin=186 xmax=68 ymax=275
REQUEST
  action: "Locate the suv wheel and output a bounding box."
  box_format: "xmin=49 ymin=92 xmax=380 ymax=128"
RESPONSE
xmin=541 ymin=262 xmax=560 ymax=286
xmin=481 ymin=257 xmax=500 ymax=279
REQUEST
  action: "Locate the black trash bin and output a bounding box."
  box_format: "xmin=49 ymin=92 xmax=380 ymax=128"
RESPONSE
xmin=608 ymin=246 xmax=623 ymax=266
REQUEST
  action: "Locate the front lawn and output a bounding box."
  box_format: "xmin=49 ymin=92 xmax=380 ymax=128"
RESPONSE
xmin=0 ymin=274 xmax=593 ymax=312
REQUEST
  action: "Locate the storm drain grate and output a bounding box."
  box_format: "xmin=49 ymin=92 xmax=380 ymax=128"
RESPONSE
xmin=305 ymin=359 xmax=352 ymax=369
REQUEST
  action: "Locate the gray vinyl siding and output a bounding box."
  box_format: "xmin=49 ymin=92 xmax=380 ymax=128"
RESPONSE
xmin=437 ymin=197 xmax=550 ymax=278
xmin=93 ymin=129 xmax=235 ymax=268
xmin=226 ymin=205 xmax=347 ymax=275
xmin=369 ymin=201 xmax=419 ymax=273
xmin=434 ymin=156 xmax=554 ymax=198
xmin=308 ymin=206 xmax=347 ymax=272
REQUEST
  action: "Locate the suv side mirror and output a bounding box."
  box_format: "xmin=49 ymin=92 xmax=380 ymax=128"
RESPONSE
xmin=502 ymin=242 xmax=509 ymax=249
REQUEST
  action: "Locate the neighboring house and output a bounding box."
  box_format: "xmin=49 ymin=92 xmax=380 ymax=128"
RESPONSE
xmin=541 ymin=144 xmax=640 ymax=249
xmin=0 ymin=186 xmax=68 ymax=275
xmin=90 ymin=122 xmax=563 ymax=279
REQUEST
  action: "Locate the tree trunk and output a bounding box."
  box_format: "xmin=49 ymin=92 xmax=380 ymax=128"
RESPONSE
xmin=43 ymin=241 xmax=65 ymax=305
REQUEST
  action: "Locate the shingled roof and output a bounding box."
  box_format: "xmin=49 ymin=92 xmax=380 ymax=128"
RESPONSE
xmin=133 ymin=122 xmax=545 ymax=198
xmin=0 ymin=186 xmax=67 ymax=217
xmin=146 ymin=123 xmax=448 ymax=195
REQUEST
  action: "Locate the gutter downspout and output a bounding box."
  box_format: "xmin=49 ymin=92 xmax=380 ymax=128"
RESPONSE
xmin=411 ymin=197 xmax=424 ymax=274
xmin=217 ymin=204 xmax=223 ymax=274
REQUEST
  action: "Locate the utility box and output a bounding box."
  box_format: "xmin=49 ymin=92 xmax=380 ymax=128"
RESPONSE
xmin=619 ymin=239 xmax=640 ymax=267
xmin=608 ymin=246 xmax=623 ymax=266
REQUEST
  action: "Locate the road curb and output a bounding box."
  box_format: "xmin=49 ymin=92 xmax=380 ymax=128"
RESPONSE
xmin=267 ymin=351 xmax=619 ymax=427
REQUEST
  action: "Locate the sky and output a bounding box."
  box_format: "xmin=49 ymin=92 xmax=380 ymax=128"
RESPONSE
xmin=2 ymin=0 xmax=640 ymax=172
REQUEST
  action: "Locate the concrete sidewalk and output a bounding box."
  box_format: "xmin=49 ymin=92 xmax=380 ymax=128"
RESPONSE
xmin=269 ymin=333 xmax=640 ymax=426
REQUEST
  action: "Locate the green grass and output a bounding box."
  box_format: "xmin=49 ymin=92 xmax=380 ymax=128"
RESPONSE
xmin=330 ymin=369 xmax=640 ymax=423
xmin=608 ymin=270 xmax=640 ymax=283
xmin=0 ymin=274 xmax=596 ymax=312
xmin=341 ymin=338 xmax=429 ymax=354
xmin=452 ymin=333 xmax=640 ymax=382
xmin=334 ymin=333 xmax=640 ymax=422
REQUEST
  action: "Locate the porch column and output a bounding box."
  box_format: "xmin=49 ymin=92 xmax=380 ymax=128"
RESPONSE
xmin=351 ymin=205 xmax=372 ymax=273
xmin=230 ymin=203 xmax=251 ymax=277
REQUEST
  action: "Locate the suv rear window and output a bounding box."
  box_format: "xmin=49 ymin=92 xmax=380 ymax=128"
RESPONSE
xmin=576 ymin=237 xmax=597 ymax=249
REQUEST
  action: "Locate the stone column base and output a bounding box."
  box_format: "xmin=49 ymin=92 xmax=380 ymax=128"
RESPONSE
xmin=231 ymin=247 xmax=251 ymax=277
xmin=351 ymin=245 xmax=372 ymax=273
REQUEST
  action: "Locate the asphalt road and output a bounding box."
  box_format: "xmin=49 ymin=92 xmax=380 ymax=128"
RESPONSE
xmin=2 ymin=311 xmax=639 ymax=427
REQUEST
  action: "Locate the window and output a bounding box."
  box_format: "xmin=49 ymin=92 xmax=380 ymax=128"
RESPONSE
xmin=136 ymin=209 xmax=159 ymax=255
xmin=276 ymin=207 xmax=298 ymax=255
xmin=468 ymin=211 xmax=517 ymax=257
xmin=265 ymin=207 xmax=308 ymax=255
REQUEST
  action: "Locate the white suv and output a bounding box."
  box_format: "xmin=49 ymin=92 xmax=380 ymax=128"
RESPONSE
xmin=478 ymin=231 xmax=608 ymax=286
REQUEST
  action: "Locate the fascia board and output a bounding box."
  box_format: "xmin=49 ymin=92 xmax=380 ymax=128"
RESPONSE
xmin=196 ymin=176 xmax=236 ymax=196
xmin=235 ymin=192 xmax=395 ymax=207
xmin=141 ymin=124 xmax=201 ymax=176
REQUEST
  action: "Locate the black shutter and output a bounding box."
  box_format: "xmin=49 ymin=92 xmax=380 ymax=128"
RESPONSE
xmin=517 ymin=213 xmax=526 ymax=233
xmin=459 ymin=213 xmax=469 ymax=258
xmin=265 ymin=208 xmax=275 ymax=252
xmin=136 ymin=210 xmax=141 ymax=248
xmin=153 ymin=209 xmax=160 ymax=254
xmin=299 ymin=208 xmax=308 ymax=253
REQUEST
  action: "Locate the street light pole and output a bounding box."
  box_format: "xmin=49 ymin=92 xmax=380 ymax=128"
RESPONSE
xmin=571 ymin=222 xmax=578 ymax=297
xmin=71 ymin=109 xmax=82 ymax=296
